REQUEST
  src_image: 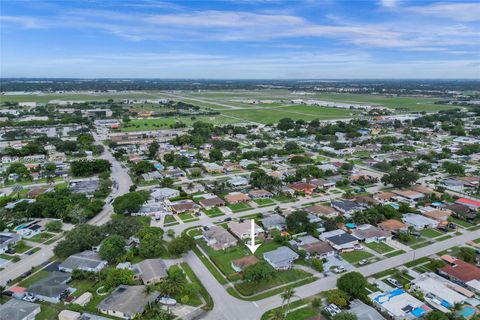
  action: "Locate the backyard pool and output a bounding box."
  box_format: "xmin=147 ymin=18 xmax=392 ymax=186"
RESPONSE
xmin=459 ymin=305 xmax=477 ymax=318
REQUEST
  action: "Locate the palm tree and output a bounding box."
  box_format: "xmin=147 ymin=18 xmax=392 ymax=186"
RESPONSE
xmin=280 ymin=288 xmax=296 ymax=316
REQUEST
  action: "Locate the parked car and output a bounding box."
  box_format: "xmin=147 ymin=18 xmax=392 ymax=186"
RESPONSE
xmin=224 ymin=217 xmax=232 ymax=222
xmin=358 ymin=259 xmax=369 ymax=266
xmin=325 ymin=304 xmax=342 ymax=316
xmin=387 ymin=277 xmax=402 ymax=288
xmin=333 ymin=266 xmax=346 ymax=274
xmin=23 ymin=293 xmax=38 ymax=302
xmin=158 ymin=296 xmax=176 ymax=305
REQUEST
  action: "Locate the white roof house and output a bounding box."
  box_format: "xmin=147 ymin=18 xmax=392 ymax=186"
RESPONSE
xmin=402 ymin=213 xmax=438 ymax=230
xmin=412 ymin=272 xmax=467 ymax=310
xmin=151 ymin=187 xmax=180 ymax=201
xmin=369 ymin=289 xmax=430 ymax=319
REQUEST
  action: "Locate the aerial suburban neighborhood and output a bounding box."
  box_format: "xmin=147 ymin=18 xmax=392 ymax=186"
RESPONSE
xmin=1 ymin=0 xmax=480 ymax=320
xmin=0 ymin=78 xmax=479 ymax=320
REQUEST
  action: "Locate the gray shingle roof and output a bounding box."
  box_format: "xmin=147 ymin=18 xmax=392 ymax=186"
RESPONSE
xmin=98 ymin=285 xmax=159 ymax=318
xmin=0 ymin=299 xmax=40 ymax=320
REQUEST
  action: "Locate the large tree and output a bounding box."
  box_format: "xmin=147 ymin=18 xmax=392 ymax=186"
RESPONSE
xmin=244 ymin=261 xmax=274 ymax=283
xmin=99 ymin=235 xmax=126 ymax=264
xmin=337 ymin=272 xmax=368 ymax=299
xmin=112 ymin=190 xmax=149 ymax=214
xmin=286 ymin=211 xmax=314 ymax=234
xmin=381 ymin=169 xmax=419 ymax=188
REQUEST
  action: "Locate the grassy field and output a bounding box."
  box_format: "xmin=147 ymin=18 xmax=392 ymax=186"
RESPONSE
xmin=364 ymin=241 xmax=395 ymax=254
xmin=340 ymin=250 xmax=374 ymax=263
xmin=227 ymin=202 xmax=252 ymax=212
xmin=121 ymin=115 xmax=241 ymax=131
xmin=221 ymin=106 xmax=354 ymax=124
xmin=420 ymin=229 xmax=444 ymax=238
xmin=253 ymin=198 xmax=275 ymax=207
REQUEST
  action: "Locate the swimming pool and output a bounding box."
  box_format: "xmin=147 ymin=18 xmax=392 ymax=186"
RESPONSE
xmin=460 ymin=306 xmax=476 ymax=318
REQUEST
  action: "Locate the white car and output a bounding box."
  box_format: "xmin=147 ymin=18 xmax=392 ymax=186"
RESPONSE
xmin=387 ymin=277 xmax=402 ymax=288
xmin=333 ymin=266 xmax=346 ymax=274
xmin=158 ymin=296 xmax=177 ymax=305
xmin=23 ymin=293 xmax=38 ymax=302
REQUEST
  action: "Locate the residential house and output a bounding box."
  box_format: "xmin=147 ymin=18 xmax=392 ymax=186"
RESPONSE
xmin=288 ymin=182 xmax=315 ymax=195
xmin=446 ymin=203 xmax=476 ymax=221
xmin=455 ymin=198 xmax=480 ymax=210
xmin=348 ymin=299 xmax=385 ymax=320
xmin=98 ymin=285 xmax=159 ymax=320
xmin=392 ymin=189 xmax=425 ymax=203
xmin=292 ymin=236 xmax=335 ymax=259
xmin=181 ymin=183 xmax=205 ymax=194
xmin=169 ymin=200 xmax=199 ymax=214
xmin=133 ymin=259 xmax=167 ymax=285
xmin=27 ymin=271 xmax=71 ymax=303
xmin=305 ymin=204 xmax=339 ymax=218
xmin=373 ymin=192 xmax=396 ymax=203
xmin=0 ymin=299 xmax=41 ymax=320
xmin=261 ymin=214 xmax=286 ymax=231
xmin=310 ymin=178 xmax=335 ymax=189
xmin=411 ymin=272 xmax=467 ymax=311
xmin=0 ymin=232 xmax=21 ymax=254
xmin=228 ymin=176 xmax=249 ymax=188
xmin=58 ymin=251 xmax=107 ymax=273
xmin=70 ymin=179 xmax=100 ymax=195
xmin=331 ymin=200 xmax=365 ymax=216
xmin=369 ymin=289 xmax=430 ymax=319
xmin=402 ymin=213 xmax=438 ymax=230
xmin=378 ymin=219 xmax=408 ymax=234
xmin=352 ymin=224 xmax=392 ymax=243
xmin=228 ymin=221 xmax=263 ymax=240
xmin=248 ymin=189 xmax=273 ymax=199
xmin=199 ymin=196 xmax=226 ymax=209
xmin=421 ymin=208 xmax=452 ymax=223
xmin=231 ymin=256 xmax=259 ymax=272
xmin=439 ymin=255 xmax=480 ymax=291
xmin=224 ymin=192 xmax=251 ymax=204
xmin=203 ymin=162 xmax=224 ymax=173
xmin=203 ymin=226 xmax=237 ymax=250
xmin=263 ymin=247 xmax=299 ymax=270
xmin=320 ymin=229 xmax=359 ymax=251
xmin=151 ymin=187 xmax=180 ymax=201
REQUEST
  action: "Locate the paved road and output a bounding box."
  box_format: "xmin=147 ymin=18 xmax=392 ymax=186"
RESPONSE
xmin=88 ymin=132 xmax=133 ymax=225
xmin=188 ymin=227 xmax=480 ymax=320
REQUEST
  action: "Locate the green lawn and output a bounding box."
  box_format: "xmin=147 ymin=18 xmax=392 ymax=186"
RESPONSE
xmin=364 ymin=242 xmax=395 ymax=254
xmin=122 ymin=115 xmax=241 ymax=131
xmin=200 ymin=242 xmax=249 ymax=278
xmin=28 ymin=232 xmax=55 ymax=243
xmin=227 ymin=202 xmax=252 ymax=212
xmin=14 ymin=241 xmax=33 ymax=254
xmin=420 ymin=229 xmax=444 ymax=239
xmin=0 ymin=253 xmax=14 ymax=260
xmin=340 ymin=250 xmax=374 ymax=264
xmin=410 ymin=241 xmax=432 ymax=249
xmin=286 ymin=306 xmax=317 ymax=320
xmin=203 ymin=207 xmax=225 ymax=217
xmin=36 ymin=303 xmax=62 ymax=320
xmin=448 ymin=216 xmax=472 ymax=228
xmin=191 ymin=246 xmax=228 ymax=285
xmin=273 ymin=195 xmax=295 ymax=203
xmin=178 ymin=212 xmax=199 ymax=222
xmin=164 ymin=215 xmax=178 ymax=225
xmin=373 ymin=268 xmax=397 ymax=279
xmin=253 ymin=198 xmax=275 ymax=207
xmin=221 ymin=106 xmax=356 ymax=124
xmin=405 ymin=257 xmax=431 ymax=268
xmin=235 ymin=269 xmax=312 ymax=296
xmin=436 ymin=235 xmax=452 ymax=242
xmin=385 ymin=250 xmax=406 ymax=257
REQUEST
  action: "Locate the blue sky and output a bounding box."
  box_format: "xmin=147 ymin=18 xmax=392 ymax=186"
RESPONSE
xmin=1 ymin=0 xmax=479 ymax=78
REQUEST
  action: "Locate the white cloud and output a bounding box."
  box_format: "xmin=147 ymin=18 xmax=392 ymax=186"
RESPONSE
xmin=379 ymin=0 xmax=399 ymax=8
xmin=407 ymin=2 xmax=480 ymax=22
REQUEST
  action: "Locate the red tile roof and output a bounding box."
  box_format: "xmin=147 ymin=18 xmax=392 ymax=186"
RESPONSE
xmin=440 ymin=258 xmax=480 ymax=283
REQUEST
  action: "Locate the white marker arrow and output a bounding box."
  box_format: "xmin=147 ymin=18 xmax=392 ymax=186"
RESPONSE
xmin=246 ymin=219 xmax=261 ymax=254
